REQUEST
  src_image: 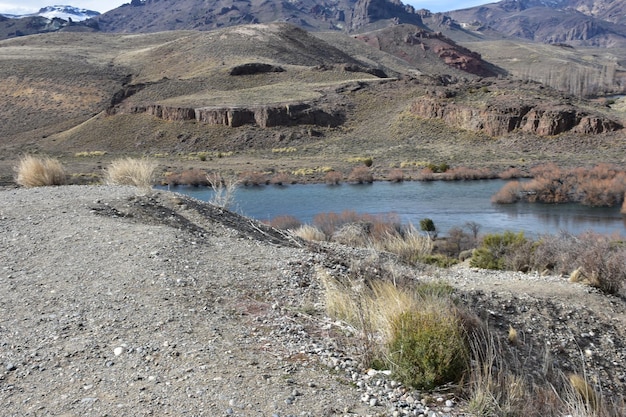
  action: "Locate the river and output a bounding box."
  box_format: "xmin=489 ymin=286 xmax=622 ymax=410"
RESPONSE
xmin=159 ymin=180 xmax=626 ymax=237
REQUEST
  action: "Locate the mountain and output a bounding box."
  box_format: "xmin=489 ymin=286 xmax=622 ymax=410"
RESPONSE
xmin=36 ymin=5 xmax=100 ymax=21
xmin=437 ymin=0 xmax=626 ymax=47
xmin=0 ymin=5 xmax=100 ymax=38
xmin=91 ymin=0 xmax=424 ymax=33
xmin=1 ymin=5 xmax=100 ymax=22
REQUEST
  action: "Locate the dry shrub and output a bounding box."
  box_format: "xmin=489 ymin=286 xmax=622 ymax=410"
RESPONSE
xmin=324 ymin=170 xmax=343 ymax=185
xmin=240 ymin=171 xmax=268 ymax=186
xmin=494 ymin=163 xmax=626 ymax=207
xmin=491 ymin=181 xmax=523 ymax=203
xmin=469 ymin=330 xmax=624 ymax=417
xmin=313 ymin=211 xmax=401 ymax=239
xmin=165 ymin=169 xmax=209 ymax=186
xmin=373 ymin=226 xmax=433 ymax=264
xmin=206 ymin=172 xmax=240 ymax=209
xmin=499 ymin=167 xmax=523 ymax=180
xmin=442 ymin=167 xmax=494 ymax=180
xmin=437 ymin=226 xmax=473 ymax=258
xmin=267 ymin=215 xmax=301 ymax=230
xmin=105 ymin=157 xmax=157 ymax=188
xmin=291 ymin=225 xmax=326 ymax=241
xmin=388 ymin=168 xmax=405 ymax=182
xmin=568 ymin=374 xmax=598 ymax=412
xmin=348 ymin=166 xmax=373 ymax=184
xmin=332 ymin=223 xmax=371 ymax=247
xmin=416 ymin=167 xmax=434 ymax=181
xmin=270 ymin=172 xmax=292 ymax=186
xmin=15 ymin=155 xmax=67 ymax=187
xmin=531 ymin=231 xmax=626 ymax=295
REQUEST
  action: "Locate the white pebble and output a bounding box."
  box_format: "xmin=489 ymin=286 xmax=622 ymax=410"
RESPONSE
xmin=113 ymin=347 xmax=124 ymax=356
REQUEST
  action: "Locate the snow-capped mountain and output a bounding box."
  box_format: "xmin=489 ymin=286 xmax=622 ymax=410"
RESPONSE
xmin=37 ymin=5 xmax=100 ymax=21
xmin=2 ymin=5 xmax=100 ymax=22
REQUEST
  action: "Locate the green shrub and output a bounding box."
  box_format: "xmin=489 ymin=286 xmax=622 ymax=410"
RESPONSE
xmin=426 ymin=162 xmax=449 ymax=173
xmin=387 ymin=307 xmax=469 ymax=390
xmin=419 ymin=218 xmax=437 ymax=239
xmin=418 ymin=254 xmax=459 ymax=268
xmin=470 ymin=231 xmax=527 ymax=270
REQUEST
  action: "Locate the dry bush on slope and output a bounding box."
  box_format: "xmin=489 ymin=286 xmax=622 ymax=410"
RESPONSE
xmin=15 ymin=155 xmax=66 ymax=188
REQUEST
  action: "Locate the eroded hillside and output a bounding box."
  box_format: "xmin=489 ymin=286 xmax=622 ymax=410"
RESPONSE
xmin=1 ymin=23 xmax=625 ymax=187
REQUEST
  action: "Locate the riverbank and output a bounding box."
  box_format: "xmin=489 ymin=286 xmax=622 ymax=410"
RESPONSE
xmin=1 ymin=185 xmax=625 ymax=416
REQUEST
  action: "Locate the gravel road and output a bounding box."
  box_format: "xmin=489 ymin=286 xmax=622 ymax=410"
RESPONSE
xmin=1 ymin=185 xmax=625 ymax=416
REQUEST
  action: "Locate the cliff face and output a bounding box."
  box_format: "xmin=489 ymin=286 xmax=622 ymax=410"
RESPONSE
xmin=354 ymin=25 xmax=502 ymax=78
xmin=109 ymin=102 xmax=344 ymax=128
xmin=411 ymin=96 xmax=622 ymax=136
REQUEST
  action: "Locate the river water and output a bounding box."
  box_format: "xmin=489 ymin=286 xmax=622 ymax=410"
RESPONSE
xmin=160 ymin=180 xmax=626 ymax=237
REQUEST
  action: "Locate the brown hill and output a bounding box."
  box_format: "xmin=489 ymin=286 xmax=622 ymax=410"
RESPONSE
xmin=0 ymin=23 xmax=624 ymax=187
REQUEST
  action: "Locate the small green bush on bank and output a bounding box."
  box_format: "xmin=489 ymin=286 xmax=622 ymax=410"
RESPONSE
xmin=470 ymin=231 xmax=528 ymax=270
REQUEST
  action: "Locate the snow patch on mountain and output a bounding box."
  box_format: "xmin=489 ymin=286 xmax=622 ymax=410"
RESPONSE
xmin=2 ymin=5 xmax=100 ymax=21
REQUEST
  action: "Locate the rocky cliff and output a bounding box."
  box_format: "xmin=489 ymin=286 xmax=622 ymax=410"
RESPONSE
xmin=109 ymin=101 xmax=344 ymax=128
xmin=354 ymin=25 xmax=502 ymax=78
xmin=411 ymin=87 xmax=622 ymax=136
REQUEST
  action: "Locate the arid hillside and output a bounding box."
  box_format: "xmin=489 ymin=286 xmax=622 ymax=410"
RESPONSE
xmin=0 ymin=22 xmax=625 ymax=187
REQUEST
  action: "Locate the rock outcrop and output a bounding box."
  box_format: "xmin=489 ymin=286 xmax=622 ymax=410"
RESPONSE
xmin=354 ymin=25 xmax=502 ymax=78
xmin=110 ymin=102 xmax=344 ymax=128
xmin=411 ymin=95 xmax=622 ymax=136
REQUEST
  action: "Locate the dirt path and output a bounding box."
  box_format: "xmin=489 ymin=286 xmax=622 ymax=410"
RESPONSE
xmin=1 ymin=185 xmax=625 ymax=416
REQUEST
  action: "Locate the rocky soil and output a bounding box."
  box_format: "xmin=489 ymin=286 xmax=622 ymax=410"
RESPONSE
xmin=1 ymin=185 xmax=625 ymax=416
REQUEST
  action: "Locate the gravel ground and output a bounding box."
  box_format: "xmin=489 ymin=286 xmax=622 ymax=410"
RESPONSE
xmin=1 ymin=185 xmax=625 ymax=416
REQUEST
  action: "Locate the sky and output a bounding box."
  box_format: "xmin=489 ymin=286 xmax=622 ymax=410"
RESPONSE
xmin=0 ymin=0 xmax=492 ymax=16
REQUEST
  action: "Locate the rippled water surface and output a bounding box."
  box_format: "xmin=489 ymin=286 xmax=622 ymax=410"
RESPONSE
xmin=160 ymin=180 xmax=626 ymax=236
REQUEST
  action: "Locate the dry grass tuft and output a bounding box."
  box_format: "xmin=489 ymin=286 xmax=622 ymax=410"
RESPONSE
xmin=104 ymin=157 xmax=158 ymax=189
xmin=373 ymin=226 xmax=433 ymax=264
xmin=508 ymin=325 xmax=518 ymax=345
xmin=15 ymin=155 xmax=67 ymax=188
xmin=291 ymin=225 xmax=326 ymax=241
xmin=568 ymin=374 xmax=598 ymax=412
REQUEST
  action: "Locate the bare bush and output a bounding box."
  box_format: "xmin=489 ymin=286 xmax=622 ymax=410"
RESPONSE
xmin=491 ymin=181 xmax=522 ymax=203
xmin=499 ymin=167 xmax=523 ymax=180
xmin=415 ymin=167 xmax=434 ymax=181
xmin=15 ymin=155 xmax=66 ymax=188
xmin=388 ymin=168 xmax=405 ymax=182
xmin=324 ymin=170 xmax=343 ymax=185
xmin=240 ymin=171 xmax=268 ymax=186
xmin=442 ymin=167 xmax=495 ymax=180
xmin=348 ymin=166 xmax=373 ymax=184
xmin=165 ymin=169 xmax=210 ymax=186
xmin=207 ymin=172 xmax=240 ymax=209
xmin=267 ymin=215 xmax=301 ymax=230
xmin=270 ymin=172 xmax=292 ymax=186
xmin=493 ymin=163 xmax=626 ymax=207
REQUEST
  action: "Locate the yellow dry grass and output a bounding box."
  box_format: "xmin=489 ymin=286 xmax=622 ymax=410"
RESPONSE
xmin=15 ymin=155 xmax=66 ymax=188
